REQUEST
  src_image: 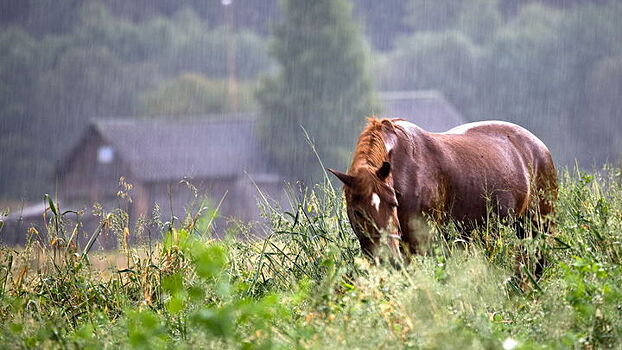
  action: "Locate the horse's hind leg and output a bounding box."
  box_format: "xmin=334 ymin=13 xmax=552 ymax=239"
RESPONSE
xmin=536 ymin=187 xmax=557 ymax=236
xmin=534 ymin=159 xmax=558 ymax=236
xmin=523 ymin=181 xmax=558 ymax=280
xmin=511 ymin=190 xmax=555 ymax=286
xmin=514 ymin=216 xmax=528 ymax=239
xmin=534 ymin=184 xmax=558 ymax=276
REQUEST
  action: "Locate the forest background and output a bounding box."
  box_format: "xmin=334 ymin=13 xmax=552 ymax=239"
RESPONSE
xmin=1 ymin=0 xmax=621 ymax=202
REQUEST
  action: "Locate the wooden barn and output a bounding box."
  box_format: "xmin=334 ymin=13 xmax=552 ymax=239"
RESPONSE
xmin=56 ymin=114 xmax=284 ymax=225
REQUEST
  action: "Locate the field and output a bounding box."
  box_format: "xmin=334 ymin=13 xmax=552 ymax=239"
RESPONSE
xmin=2 ymin=168 xmax=622 ymax=349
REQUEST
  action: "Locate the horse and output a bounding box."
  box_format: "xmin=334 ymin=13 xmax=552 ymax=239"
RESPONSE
xmin=327 ymin=118 xmax=557 ymax=260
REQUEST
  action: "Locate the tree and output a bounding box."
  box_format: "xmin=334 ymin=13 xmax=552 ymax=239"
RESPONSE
xmin=257 ymin=0 xmax=376 ymax=181
xmin=140 ymin=73 xmax=257 ymax=116
xmin=404 ymin=0 xmax=463 ymax=32
xmin=351 ymin=0 xmax=411 ymax=51
xmin=481 ymin=3 xmax=565 ymax=122
xmin=379 ymin=31 xmax=482 ymax=118
xmin=476 ymin=1 xmax=622 ymax=166
xmin=0 ymin=1 xmax=275 ymax=202
xmin=475 ymin=4 xmax=575 ymax=162
xmin=0 ymin=28 xmax=47 ymax=200
xmin=163 ymin=26 xmax=273 ymax=80
xmin=405 ymin=0 xmax=502 ymax=44
xmin=456 ymin=0 xmax=502 ymax=44
xmin=586 ymin=55 xmax=622 ymax=163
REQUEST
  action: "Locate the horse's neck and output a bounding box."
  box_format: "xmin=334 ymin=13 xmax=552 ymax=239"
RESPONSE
xmin=387 ymin=123 xmax=426 ymax=161
xmin=389 ymin=125 xmax=441 ymax=188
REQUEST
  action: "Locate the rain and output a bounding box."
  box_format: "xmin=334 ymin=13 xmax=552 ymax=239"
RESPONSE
xmin=2 ymin=1 xmax=622 ymax=348
xmin=0 ymin=0 xmax=621 ymax=242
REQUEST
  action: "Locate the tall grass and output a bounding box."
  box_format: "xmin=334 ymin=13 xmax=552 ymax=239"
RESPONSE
xmin=1 ymin=168 xmax=622 ymax=349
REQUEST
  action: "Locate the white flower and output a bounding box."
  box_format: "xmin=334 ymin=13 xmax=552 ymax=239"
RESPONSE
xmin=502 ymin=337 xmax=519 ymax=350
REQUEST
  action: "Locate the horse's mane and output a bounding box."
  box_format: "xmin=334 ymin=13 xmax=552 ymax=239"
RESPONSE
xmin=350 ymin=118 xmax=401 ymax=172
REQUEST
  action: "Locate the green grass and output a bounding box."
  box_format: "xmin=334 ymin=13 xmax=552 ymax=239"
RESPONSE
xmin=2 ymin=168 xmax=622 ymax=349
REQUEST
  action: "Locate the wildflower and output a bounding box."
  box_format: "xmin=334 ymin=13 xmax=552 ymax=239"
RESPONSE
xmin=502 ymin=337 xmax=519 ymax=350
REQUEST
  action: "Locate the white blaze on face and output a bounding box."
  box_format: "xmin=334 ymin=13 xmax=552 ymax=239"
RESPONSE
xmin=371 ymin=193 xmax=381 ymax=212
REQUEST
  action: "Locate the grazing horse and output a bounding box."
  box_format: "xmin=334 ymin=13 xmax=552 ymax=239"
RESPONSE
xmin=328 ymin=118 xmax=557 ymax=259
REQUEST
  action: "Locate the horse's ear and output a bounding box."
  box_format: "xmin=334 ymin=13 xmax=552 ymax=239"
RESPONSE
xmin=376 ymin=162 xmax=391 ymax=180
xmin=327 ymin=168 xmax=354 ymax=187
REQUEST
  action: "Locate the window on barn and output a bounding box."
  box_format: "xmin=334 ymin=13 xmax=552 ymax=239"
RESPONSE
xmin=97 ymin=145 xmax=114 ymax=164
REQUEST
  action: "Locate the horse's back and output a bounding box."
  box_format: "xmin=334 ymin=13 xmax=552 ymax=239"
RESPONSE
xmin=444 ymin=121 xmax=546 ymax=151
xmin=443 ymin=120 xmax=520 ymax=135
xmin=426 ymin=120 xmax=556 ymax=219
xmin=454 ymin=120 xmax=555 ymax=187
xmin=442 ymin=121 xmax=553 ymax=170
xmin=443 ymin=121 xmax=558 ymax=230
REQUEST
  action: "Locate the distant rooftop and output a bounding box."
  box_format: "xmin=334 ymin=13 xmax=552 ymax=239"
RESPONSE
xmin=74 ymin=113 xmax=278 ymax=182
xmin=60 ymin=91 xmax=466 ymax=183
xmin=378 ymin=90 xmax=466 ymax=132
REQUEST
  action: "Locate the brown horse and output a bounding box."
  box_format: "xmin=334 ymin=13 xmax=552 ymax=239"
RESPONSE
xmin=328 ymin=118 xmax=557 ymax=259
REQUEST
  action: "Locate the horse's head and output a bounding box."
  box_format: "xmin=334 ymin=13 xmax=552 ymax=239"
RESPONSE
xmin=328 ymin=162 xmax=401 ymax=259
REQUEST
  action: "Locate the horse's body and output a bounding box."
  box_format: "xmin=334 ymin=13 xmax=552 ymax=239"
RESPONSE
xmin=329 ymin=118 xmax=557 ymax=257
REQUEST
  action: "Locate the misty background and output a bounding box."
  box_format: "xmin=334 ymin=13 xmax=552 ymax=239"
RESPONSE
xmin=0 ymin=0 xmax=621 ymax=206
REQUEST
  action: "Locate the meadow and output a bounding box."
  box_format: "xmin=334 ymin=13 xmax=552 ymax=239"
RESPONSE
xmin=1 ymin=168 xmax=622 ymax=349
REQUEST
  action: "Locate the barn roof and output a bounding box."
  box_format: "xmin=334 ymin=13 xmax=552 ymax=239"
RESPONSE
xmin=61 ymin=91 xmax=465 ymax=182
xmin=89 ymin=113 xmax=277 ymax=182
xmin=378 ymin=90 xmax=466 ymax=132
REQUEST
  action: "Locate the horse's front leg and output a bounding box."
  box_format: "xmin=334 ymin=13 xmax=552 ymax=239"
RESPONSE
xmin=398 ymin=212 xmax=432 ymax=256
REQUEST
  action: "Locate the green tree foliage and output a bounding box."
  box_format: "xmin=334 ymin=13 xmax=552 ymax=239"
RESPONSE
xmin=1 ymin=0 xmax=621 ymax=202
xmin=19 ymin=0 xmax=82 ymax=35
xmin=385 ymin=0 xmax=622 ymax=166
xmin=456 ymin=0 xmax=502 ymax=44
xmin=257 ymin=0 xmax=376 ymax=180
xmin=405 ymin=0 xmax=501 ymax=44
xmin=480 ymin=2 xmax=622 ymax=164
xmin=481 ymin=4 xmax=565 ymax=127
xmin=0 ymin=0 xmax=279 ymax=36
xmin=74 ymin=2 xmax=175 ymax=63
xmin=351 ymin=0 xmax=411 ymax=51
xmin=586 ymin=55 xmax=622 ymax=162
xmin=163 ymin=25 xmax=273 ymax=80
xmin=104 ymin=0 xmax=279 ymax=35
xmin=0 ymin=1 xmax=273 ymax=201
xmin=380 ymin=31 xmax=481 ymax=117
xmin=0 ymin=28 xmax=48 ymax=200
xmin=404 ymin=0 xmax=463 ymax=32
xmin=140 ymin=73 xmax=257 ymax=116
